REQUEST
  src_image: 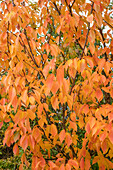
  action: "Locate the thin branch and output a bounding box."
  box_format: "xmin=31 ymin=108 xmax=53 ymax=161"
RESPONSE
xmin=52 ymin=2 xmax=61 ymax=15
xmin=80 ymin=1 xmax=94 ymax=59
xmin=99 ymin=28 xmax=107 ymax=61
xmin=71 ymin=0 xmax=76 ymax=8
xmin=7 ymin=22 xmax=10 ymax=53
xmin=65 ymin=0 xmax=73 ymax=16
xmin=12 ymin=0 xmax=16 ymax=7
xmin=69 ymin=72 xmax=77 ymax=95
xmin=13 ymin=33 xmax=45 ymax=79
xmin=103 ymin=19 xmax=113 ymax=29
xmin=24 ymin=29 xmax=39 ymax=68
xmin=62 ymin=104 xmax=66 ymax=131
xmin=70 ymin=144 xmax=77 ymax=158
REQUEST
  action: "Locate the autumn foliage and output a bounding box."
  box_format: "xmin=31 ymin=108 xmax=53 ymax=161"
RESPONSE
xmin=0 ymin=0 xmax=113 ymax=169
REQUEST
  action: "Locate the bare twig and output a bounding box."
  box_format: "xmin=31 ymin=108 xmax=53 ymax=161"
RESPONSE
xmin=71 ymin=0 xmax=76 ymax=8
xmin=99 ymin=28 xmax=107 ymax=61
xmin=7 ymin=21 xmax=10 ymax=53
xmin=65 ymin=0 xmax=73 ymax=16
xmin=24 ymin=29 xmax=39 ymax=68
xmin=12 ymin=0 xmax=16 ymax=7
xmin=103 ymin=19 xmax=113 ymax=29
xmin=69 ymin=72 xmax=77 ymax=95
xmin=80 ymin=1 xmax=94 ymax=59
xmin=52 ymin=2 xmax=61 ymax=15
xmin=62 ymin=104 xmax=66 ymax=130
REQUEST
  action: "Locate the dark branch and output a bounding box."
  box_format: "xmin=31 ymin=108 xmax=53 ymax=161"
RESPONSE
xmin=7 ymin=22 xmax=10 ymax=53
xmin=69 ymin=72 xmax=77 ymax=95
xmin=12 ymin=0 xmax=16 ymax=7
xmin=52 ymin=2 xmax=61 ymax=15
xmin=71 ymin=0 xmax=76 ymax=8
xmin=63 ymin=104 xmax=66 ymax=130
xmin=103 ymin=19 xmax=113 ymax=29
xmin=24 ymin=29 xmax=39 ymax=68
xmin=65 ymin=0 xmax=73 ymax=16
xmin=80 ymin=1 xmax=94 ymax=59
xmin=99 ymin=28 xmax=107 ymax=61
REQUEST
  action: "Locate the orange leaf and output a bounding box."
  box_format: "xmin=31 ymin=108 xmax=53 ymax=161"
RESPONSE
xmin=80 ymin=157 xmax=84 ymax=170
xmin=56 ymin=66 xmax=64 ymax=87
xmin=100 ymin=131 xmax=107 ymax=142
xmin=85 ymin=159 xmax=90 ymax=170
xmin=95 ymin=88 xmax=103 ymax=102
xmin=21 ymin=89 xmax=28 ymax=104
xmin=28 ymin=135 xmax=35 ymax=149
xmin=89 ymin=42 xmax=95 ymax=55
xmin=78 ymin=59 xmax=86 ymax=73
xmin=70 ymin=112 xmax=76 ymax=122
xmin=46 ymin=74 xmax=54 ymax=90
xmin=108 ymin=129 xmax=113 ymax=144
xmin=59 ymin=129 xmax=66 ymax=143
xmin=68 ymin=159 xmax=78 ymax=168
xmin=32 ymin=127 xmax=41 ymax=142
xmin=87 ymin=14 xmax=93 ymax=23
xmin=66 ymin=163 xmax=71 ymax=170
xmin=85 ymin=123 xmax=90 ymax=134
xmin=65 ymin=133 xmax=72 ymax=147
xmin=27 ymin=109 xmax=36 ymax=120
xmin=51 ymin=81 xmax=59 ymax=95
xmin=51 ymin=95 xmax=59 ymax=110
xmin=98 ymin=58 xmax=105 ymax=71
xmin=51 ymin=124 xmax=57 ymax=137
xmin=60 ymin=164 xmax=65 ymax=170
xmin=9 ymin=86 xmax=16 ymax=102
xmin=110 ymin=89 xmax=113 ymax=98
xmin=101 ymin=140 xmax=107 ymax=153
xmin=69 ymin=121 xmax=77 ymax=131
xmin=13 ymin=143 xmax=19 ymax=155
xmin=20 ymin=135 xmax=28 ymax=151
xmin=29 ymin=96 xmax=35 ymax=104
xmin=12 ymin=95 xmax=18 ymax=112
